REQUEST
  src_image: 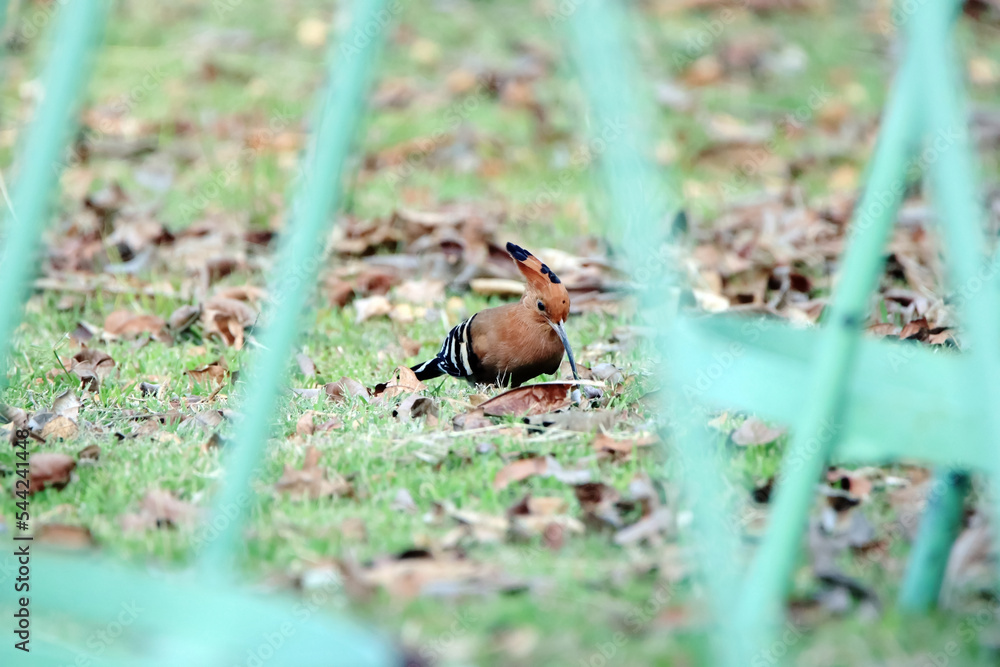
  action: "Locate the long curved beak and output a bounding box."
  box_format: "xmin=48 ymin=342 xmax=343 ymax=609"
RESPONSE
xmin=551 ymin=321 xmax=580 ymax=380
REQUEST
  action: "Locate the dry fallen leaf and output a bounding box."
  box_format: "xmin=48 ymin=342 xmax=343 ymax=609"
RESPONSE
xmin=35 ymin=523 xmax=95 ymax=549
xmin=52 ymin=389 xmax=81 ymax=421
xmin=41 ymin=416 xmax=77 ymax=441
xmin=69 ymin=348 xmax=116 ymax=390
xmin=77 ymin=443 xmax=101 ymax=461
xmin=296 ymin=410 xmax=319 ymax=436
xmin=202 ymin=296 xmax=257 ymax=349
xmin=574 ymin=482 xmax=625 ymax=529
xmin=275 ymin=446 xmax=354 ymax=500
xmin=394 ymin=395 xmax=439 ymax=424
xmin=186 ymin=359 xmax=229 ymax=388
xmin=453 ymin=408 xmax=492 ymax=431
xmin=354 ymin=295 xmax=393 ymax=323
xmin=121 ymin=489 xmax=200 ymax=531
xmin=29 ymin=453 xmax=76 ymax=494
xmin=493 ymin=455 xmax=591 ymax=491
xmin=103 ymin=309 xmax=167 ymax=339
xmin=731 ymin=417 xmax=786 ymax=446
xmin=373 ymin=366 xmax=426 ymax=401
xmin=325 ymin=376 xmax=369 ymax=403
xmin=167 ymin=303 xmax=202 ymax=334
xmin=493 ymin=456 xmax=549 ymax=491
xmin=479 ymin=382 xmax=576 ymax=417
xmin=592 ymin=432 xmax=657 ymax=461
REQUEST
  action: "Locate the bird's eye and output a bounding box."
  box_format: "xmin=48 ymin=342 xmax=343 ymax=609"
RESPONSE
xmin=537 ymin=301 xmax=546 ymax=311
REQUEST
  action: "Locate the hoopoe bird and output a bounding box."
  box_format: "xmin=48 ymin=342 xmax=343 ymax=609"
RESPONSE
xmin=411 ymin=242 xmax=580 ymax=387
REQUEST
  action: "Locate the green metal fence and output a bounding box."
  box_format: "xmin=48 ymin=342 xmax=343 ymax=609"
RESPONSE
xmin=0 ymin=0 xmax=997 ymax=665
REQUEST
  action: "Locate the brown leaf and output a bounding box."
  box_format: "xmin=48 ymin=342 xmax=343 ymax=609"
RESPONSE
xmin=373 ymin=366 xmax=425 ymax=401
xmin=480 ymin=382 xmax=575 ymax=417
xmin=213 ymin=285 xmax=267 ymax=303
xmin=614 ymin=506 xmax=674 ymax=545
xmin=104 ymin=309 xmax=167 ymax=338
xmin=70 ymin=348 xmax=116 ymax=390
xmin=296 ymin=410 xmax=319 ymax=436
xmin=943 ymin=514 xmax=994 ymax=600
xmin=77 ymin=444 xmax=101 ymax=461
xmin=574 ymin=482 xmax=625 ymax=528
xmin=35 ymin=524 xmax=95 ymax=549
xmin=523 ymin=409 xmax=615 ymax=432
xmin=394 ymin=279 xmax=445 ymax=305
xmin=51 ymin=389 xmax=81 ymax=421
xmin=346 ymin=550 xmax=507 ymax=599
xmin=121 ymin=489 xmax=199 ymax=531
xmin=508 ymin=494 xmax=567 ymax=517
xmin=202 ymin=296 xmax=258 ymax=349
xmin=275 ymin=445 xmax=354 ymax=500
xmin=354 ymin=295 xmax=392 ymax=323
xmin=900 ymin=318 xmax=930 ymax=341
xmin=492 ymin=455 xmax=591 ymax=491
xmin=29 ymin=453 xmax=76 ymax=494
xmin=493 ymin=456 xmax=549 ymax=491
xmin=453 ymin=408 xmax=492 ymax=431
xmin=731 ymin=417 xmax=786 ymax=446
xmin=325 ymin=376 xmax=368 ymax=403
xmin=41 ymin=416 xmax=78 ymax=441
xmin=592 ymin=432 xmax=657 ymax=461
xmin=186 ymin=360 xmax=229 ymax=388
xmin=394 ymin=395 xmax=439 ymax=424
xmin=167 ymin=304 xmax=202 ymax=333
xmin=867 ymin=322 xmax=899 ymax=337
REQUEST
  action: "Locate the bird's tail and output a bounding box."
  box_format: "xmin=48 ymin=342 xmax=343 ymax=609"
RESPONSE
xmin=411 ymin=357 xmax=446 ymax=381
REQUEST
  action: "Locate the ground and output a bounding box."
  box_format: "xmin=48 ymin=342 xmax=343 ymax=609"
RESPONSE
xmin=2 ymin=0 xmax=1000 ymax=665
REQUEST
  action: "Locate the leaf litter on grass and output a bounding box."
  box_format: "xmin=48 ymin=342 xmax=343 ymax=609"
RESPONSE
xmin=7 ymin=1 xmax=1000 ymax=662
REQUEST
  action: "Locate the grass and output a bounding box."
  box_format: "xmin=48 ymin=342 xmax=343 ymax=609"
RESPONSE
xmin=2 ymin=0 xmax=1000 ymax=665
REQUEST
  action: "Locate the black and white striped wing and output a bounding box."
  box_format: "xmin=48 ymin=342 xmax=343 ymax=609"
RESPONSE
xmin=430 ymin=314 xmax=479 ymax=378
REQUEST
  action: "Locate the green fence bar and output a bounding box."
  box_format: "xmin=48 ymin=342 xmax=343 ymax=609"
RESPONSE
xmin=735 ymin=22 xmax=921 ymax=644
xmin=567 ymin=1 xmax=747 ymax=663
xmin=915 ymin=0 xmax=1000 ymax=600
xmin=899 ymin=471 xmax=971 ymax=610
xmin=0 ymin=0 xmax=105 ymax=382
xmin=200 ymin=0 xmax=388 ymax=576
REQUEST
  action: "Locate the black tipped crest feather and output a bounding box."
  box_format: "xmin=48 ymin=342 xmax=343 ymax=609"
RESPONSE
xmin=506 ymin=242 xmax=531 ymax=262
xmin=506 ymin=242 xmax=561 ymax=284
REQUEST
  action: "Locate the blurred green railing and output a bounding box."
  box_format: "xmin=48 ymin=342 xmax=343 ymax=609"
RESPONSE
xmin=572 ymin=0 xmax=1000 ymax=664
xmin=0 ymin=0 xmax=996 ymax=665
xmin=0 ymin=0 xmax=397 ymax=664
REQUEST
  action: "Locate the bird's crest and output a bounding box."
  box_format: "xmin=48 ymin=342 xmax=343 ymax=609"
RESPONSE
xmin=506 ymin=242 xmax=570 ymax=322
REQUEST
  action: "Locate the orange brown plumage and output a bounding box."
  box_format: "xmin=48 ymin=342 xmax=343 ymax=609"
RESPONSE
xmin=410 ymin=242 xmax=579 ymax=387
